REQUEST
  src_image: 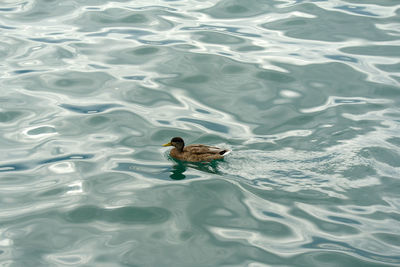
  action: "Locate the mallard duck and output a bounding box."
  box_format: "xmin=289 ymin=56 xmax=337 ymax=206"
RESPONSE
xmin=163 ymin=137 xmax=230 ymax=162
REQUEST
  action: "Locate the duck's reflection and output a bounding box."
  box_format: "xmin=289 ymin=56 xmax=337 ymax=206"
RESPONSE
xmin=170 ymin=162 xmax=187 ymax=180
xmin=169 ymin=159 xmax=222 ymax=180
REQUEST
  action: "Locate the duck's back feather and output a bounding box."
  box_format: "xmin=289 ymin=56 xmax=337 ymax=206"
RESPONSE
xmin=170 ymin=144 xmax=230 ymax=162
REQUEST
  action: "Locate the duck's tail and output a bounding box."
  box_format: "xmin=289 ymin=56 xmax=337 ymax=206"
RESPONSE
xmin=220 ymin=150 xmax=231 ymax=156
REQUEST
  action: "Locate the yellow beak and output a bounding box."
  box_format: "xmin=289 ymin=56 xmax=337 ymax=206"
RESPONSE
xmin=162 ymin=142 xmax=172 ymax=147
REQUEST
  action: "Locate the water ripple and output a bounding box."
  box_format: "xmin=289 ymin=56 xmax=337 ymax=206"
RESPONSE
xmin=60 ymin=103 xmax=122 ymax=114
xmin=1 ymin=0 xmax=400 ymax=266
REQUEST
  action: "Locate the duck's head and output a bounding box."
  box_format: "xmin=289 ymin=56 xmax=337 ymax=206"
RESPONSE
xmin=163 ymin=137 xmax=185 ymax=152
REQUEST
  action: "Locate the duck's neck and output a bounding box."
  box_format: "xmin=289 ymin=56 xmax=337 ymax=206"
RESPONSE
xmin=175 ymin=143 xmax=184 ymax=152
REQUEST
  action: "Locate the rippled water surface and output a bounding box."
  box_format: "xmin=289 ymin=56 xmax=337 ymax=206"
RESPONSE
xmin=1 ymin=0 xmax=400 ymax=266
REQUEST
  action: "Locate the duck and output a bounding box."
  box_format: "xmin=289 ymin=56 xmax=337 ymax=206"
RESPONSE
xmin=162 ymin=137 xmax=230 ymax=162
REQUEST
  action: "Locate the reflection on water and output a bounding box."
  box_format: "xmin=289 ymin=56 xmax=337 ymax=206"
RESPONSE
xmin=1 ymin=0 xmax=400 ymax=266
xmin=168 ymin=158 xmax=222 ymax=180
xmin=170 ymin=163 xmax=187 ymax=180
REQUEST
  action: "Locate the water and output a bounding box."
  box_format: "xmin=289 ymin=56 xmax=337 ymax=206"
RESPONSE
xmin=1 ymin=0 xmax=400 ymax=266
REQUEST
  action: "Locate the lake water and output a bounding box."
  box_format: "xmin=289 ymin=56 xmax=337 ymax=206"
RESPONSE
xmin=1 ymin=0 xmax=400 ymax=266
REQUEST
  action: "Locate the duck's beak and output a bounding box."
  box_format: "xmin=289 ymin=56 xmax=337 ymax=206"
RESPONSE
xmin=162 ymin=142 xmax=172 ymax=147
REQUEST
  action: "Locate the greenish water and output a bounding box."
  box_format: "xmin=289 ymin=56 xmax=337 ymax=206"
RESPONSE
xmin=1 ymin=0 xmax=400 ymax=266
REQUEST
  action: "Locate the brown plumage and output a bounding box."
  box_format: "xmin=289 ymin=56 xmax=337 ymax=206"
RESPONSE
xmin=162 ymin=137 xmax=230 ymax=162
